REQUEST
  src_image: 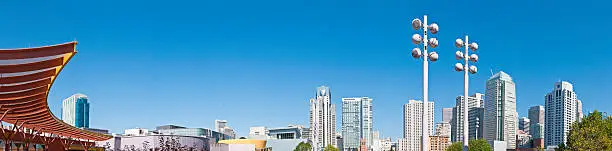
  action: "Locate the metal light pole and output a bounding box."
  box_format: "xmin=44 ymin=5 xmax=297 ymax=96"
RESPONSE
xmin=454 ymin=35 xmax=479 ymax=151
xmin=475 ymin=117 xmax=480 ymax=139
xmin=411 ymin=15 xmax=439 ymax=151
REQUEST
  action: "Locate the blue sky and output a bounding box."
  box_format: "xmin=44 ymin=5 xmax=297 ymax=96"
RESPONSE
xmin=0 ymin=0 xmax=610 ymax=139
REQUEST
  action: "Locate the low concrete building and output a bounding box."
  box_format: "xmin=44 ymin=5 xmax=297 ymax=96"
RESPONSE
xmin=97 ymin=135 xmax=211 ymax=151
xmin=266 ymin=139 xmax=308 ymax=151
xmin=489 ymin=141 xmax=507 ymax=151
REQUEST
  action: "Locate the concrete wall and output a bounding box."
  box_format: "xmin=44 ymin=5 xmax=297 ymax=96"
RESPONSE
xmin=210 ymin=143 xmax=255 ymax=151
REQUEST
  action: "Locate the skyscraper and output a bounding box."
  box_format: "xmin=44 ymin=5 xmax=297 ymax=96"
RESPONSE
xmin=518 ymin=117 xmax=530 ymax=134
xmin=62 ymin=93 xmax=90 ymax=128
xmin=528 ymin=105 xmax=545 ymax=136
xmin=310 ymin=86 xmax=337 ymax=150
xmin=442 ymin=108 xmax=453 ymax=123
xmin=484 ymin=71 xmax=517 ymax=149
xmin=403 ymin=100 xmax=434 ymax=151
xmin=451 ymin=93 xmax=483 ymax=142
xmin=545 ymin=81 xmax=580 ymax=147
xmin=342 ymin=97 xmax=373 ymax=150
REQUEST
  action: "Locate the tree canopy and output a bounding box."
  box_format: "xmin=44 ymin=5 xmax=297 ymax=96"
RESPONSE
xmin=324 ymin=144 xmax=339 ymax=151
xmin=565 ymin=110 xmax=612 ymax=150
xmin=446 ymin=139 xmax=492 ymax=151
xmin=294 ymin=142 xmax=312 ymax=151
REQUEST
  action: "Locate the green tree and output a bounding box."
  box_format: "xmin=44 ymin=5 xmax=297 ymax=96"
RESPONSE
xmin=324 ymin=144 xmax=339 ymax=151
xmin=468 ymin=139 xmax=492 ymax=151
xmin=294 ymin=142 xmax=312 ymax=151
xmin=446 ymin=142 xmax=462 ymax=151
xmin=566 ymin=110 xmax=612 ymax=150
xmin=446 ymin=139 xmax=491 ymax=151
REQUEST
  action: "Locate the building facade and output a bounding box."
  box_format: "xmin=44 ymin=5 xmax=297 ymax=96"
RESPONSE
xmin=442 ymin=108 xmax=453 ymax=123
xmin=528 ymin=106 xmax=544 ymax=136
xmin=451 ymin=93 xmax=483 ymax=142
xmin=434 ymin=122 xmax=451 ymax=137
xmin=468 ymin=107 xmax=484 ymax=140
xmin=429 ymin=136 xmax=450 ymax=151
xmin=403 ymin=100 xmax=434 ymax=151
xmin=576 ymin=100 xmax=583 ymax=122
xmin=483 ymin=71 xmax=517 ymax=149
xmin=341 ymin=97 xmax=373 ymax=151
xmin=215 ymin=120 xmax=236 ymax=139
xmin=518 ymin=117 xmax=530 ymax=134
xmin=545 ymin=81 xmax=580 ymax=147
xmin=268 ymin=125 xmax=304 ymax=139
xmin=155 ymin=125 xmax=233 ymax=141
xmin=310 ymin=86 xmax=337 ymax=150
xmin=61 ymin=93 xmax=90 ymax=128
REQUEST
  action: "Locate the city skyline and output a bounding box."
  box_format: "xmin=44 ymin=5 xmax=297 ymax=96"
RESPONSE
xmin=2 ymin=0 xmax=609 ymax=140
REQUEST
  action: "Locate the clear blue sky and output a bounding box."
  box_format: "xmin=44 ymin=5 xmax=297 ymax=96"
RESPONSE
xmin=0 ymin=0 xmax=610 ymax=139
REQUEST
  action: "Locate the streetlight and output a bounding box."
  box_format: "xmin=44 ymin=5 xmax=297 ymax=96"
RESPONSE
xmin=475 ymin=117 xmax=480 ymax=139
xmin=411 ymin=15 xmax=439 ymax=151
xmin=454 ymin=35 xmax=479 ymax=151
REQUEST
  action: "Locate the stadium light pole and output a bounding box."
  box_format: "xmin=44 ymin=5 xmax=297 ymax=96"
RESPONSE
xmin=411 ymin=15 xmax=439 ymax=151
xmin=454 ymin=35 xmax=479 ymax=151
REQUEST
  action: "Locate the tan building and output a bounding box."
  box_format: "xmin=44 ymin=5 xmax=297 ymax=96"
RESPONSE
xmin=429 ymin=135 xmax=450 ymax=151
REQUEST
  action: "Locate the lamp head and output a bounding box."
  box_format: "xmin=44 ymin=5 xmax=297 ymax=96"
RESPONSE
xmin=428 ymin=23 xmax=439 ymax=34
xmin=428 ymin=52 xmax=438 ymax=62
xmin=412 ymin=34 xmax=423 ymax=44
xmin=455 ymin=51 xmax=464 ymax=60
xmin=428 ymin=38 xmax=438 ymax=48
xmin=411 ymin=48 xmax=422 ymax=58
xmin=470 ymin=54 xmax=479 ymax=62
xmin=469 ymin=42 xmax=479 ymax=51
xmin=412 ymin=19 xmax=422 ymax=30
xmin=454 ymin=63 xmax=464 ymax=72
xmin=469 ymin=65 xmax=478 ymax=74
xmin=455 ymin=39 xmax=464 ymax=48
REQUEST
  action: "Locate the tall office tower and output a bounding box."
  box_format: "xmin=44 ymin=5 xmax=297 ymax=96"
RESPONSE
xmin=518 ymin=117 xmax=530 ymax=134
xmin=450 ymin=93 xmax=483 ymax=142
xmin=442 ymin=108 xmax=453 ymax=123
xmin=576 ymin=100 xmax=583 ymax=122
xmin=62 ymin=93 xmax=90 ymax=128
xmin=545 ymin=81 xmax=580 ymax=147
xmin=342 ymin=97 xmax=373 ymax=150
xmin=528 ymin=105 xmax=544 ymax=136
xmin=484 ymin=71 xmax=517 ymax=149
xmin=434 ymin=122 xmax=451 ymax=137
xmin=310 ymin=86 xmax=337 ymax=151
xmin=468 ymin=107 xmax=484 ymax=140
xmin=403 ymin=100 xmax=434 ymax=151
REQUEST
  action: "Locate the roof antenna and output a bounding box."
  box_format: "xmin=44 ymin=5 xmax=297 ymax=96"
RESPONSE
xmin=490 ymin=68 xmax=494 ymax=76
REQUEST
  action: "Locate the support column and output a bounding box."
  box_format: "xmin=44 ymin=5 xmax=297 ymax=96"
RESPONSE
xmin=79 ymin=140 xmax=92 ymax=151
xmin=59 ymin=136 xmax=74 ymax=151
xmin=39 ymin=132 xmax=56 ymax=151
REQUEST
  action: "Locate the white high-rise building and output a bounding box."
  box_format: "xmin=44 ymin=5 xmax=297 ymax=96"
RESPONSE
xmin=545 ymin=81 xmax=581 ymax=147
xmin=215 ymin=120 xmax=236 ymax=139
xmin=403 ymin=100 xmax=434 ymax=151
xmin=484 ymin=71 xmax=517 ymax=149
xmin=341 ymin=97 xmax=373 ymax=151
xmin=451 ymin=93 xmax=483 ymax=142
xmin=62 ymin=93 xmax=90 ymax=128
xmin=310 ymin=86 xmax=337 ymax=151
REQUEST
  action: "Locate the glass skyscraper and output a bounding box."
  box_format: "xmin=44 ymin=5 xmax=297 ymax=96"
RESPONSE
xmin=62 ymin=93 xmax=90 ymax=128
xmin=341 ymin=97 xmax=373 ymax=151
xmin=483 ymin=71 xmax=517 ymax=149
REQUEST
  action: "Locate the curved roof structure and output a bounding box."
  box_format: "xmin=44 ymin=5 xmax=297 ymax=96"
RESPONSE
xmin=0 ymin=41 xmax=111 ymax=141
